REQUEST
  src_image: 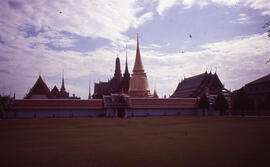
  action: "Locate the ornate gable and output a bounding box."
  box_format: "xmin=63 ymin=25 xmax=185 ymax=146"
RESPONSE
xmin=25 ymin=76 xmax=54 ymax=99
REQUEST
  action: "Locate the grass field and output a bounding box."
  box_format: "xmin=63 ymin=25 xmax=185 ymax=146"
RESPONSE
xmin=0 ymin=116 xmax=270 ymax=167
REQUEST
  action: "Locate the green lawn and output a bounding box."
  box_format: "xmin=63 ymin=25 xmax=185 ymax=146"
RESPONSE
xmin=0 ymin=116 xmax=270 ymax=167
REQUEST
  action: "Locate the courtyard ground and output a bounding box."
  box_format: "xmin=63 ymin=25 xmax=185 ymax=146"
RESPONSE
xmin=0 ymin=116 xmax=270 ymax=167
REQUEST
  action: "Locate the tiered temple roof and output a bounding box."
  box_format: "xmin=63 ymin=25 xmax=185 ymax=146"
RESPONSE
xmin=171 ymin=72 xmax=223 ymax=98
xmin=25 ymin=74 xmax=79 ymax=99
xmin=25 ymin=75 xmax=54 ymax=99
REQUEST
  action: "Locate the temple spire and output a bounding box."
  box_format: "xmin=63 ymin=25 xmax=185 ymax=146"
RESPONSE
xmin=124 ymin=44 xmax=129 ymax=75
xmin=88 ymin=81 xmax=91 ymax=99
xmin=122 ymin=45 xmax=131 ymax=93
xmin=128 ymin=33 xmax=150 ymax=97
xmin=114 ymin=56 xmax=122 ymax=77
xmin=61 ymin=70 xmax=65 ymax=91
xmin=133 ymin=33 xmax=144 ymax=73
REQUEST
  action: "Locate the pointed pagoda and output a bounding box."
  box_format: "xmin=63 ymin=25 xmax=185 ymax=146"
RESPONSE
xmin=110 ymin=56 xmax=123 ymax=93
xmin=122 ymin=45 xmax=130 ymax=93
xmin=61 ymin=71 xmax=66 ymax=92
xmin=93 ymin=56 xmax=125 ymax=98
xmin=25 ymin=75 xmax=54 ymax=99
xmin=128 ymin=34 xmax=151 ymax=97
xmin=114 ymin=56 xmax=122 ymax=78
xmin=58 ymin=71 xmax=69 ymax=98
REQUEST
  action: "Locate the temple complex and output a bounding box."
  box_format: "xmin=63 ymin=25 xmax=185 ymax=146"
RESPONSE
xmin=5 ymin=34 xmax=229 ymax=119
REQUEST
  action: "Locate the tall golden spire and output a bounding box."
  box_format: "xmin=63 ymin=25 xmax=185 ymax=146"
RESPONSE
xmin=133 ymin=33 xmax=144 ymax=73
xmin=128 ymin=33 xmax=151 ymax=97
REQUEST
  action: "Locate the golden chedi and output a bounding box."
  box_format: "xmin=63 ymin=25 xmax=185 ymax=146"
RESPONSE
xmin=128 ymin=34 xmax=151 ymax=97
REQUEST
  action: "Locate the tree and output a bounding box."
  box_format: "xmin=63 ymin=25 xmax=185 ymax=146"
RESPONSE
xmin=198 ymin=93 xmax=209 ymax=116
xmin=214 ymin=92 xmax=229 ymax=116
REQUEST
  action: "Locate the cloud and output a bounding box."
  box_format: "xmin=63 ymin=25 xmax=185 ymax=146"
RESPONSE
xmin=0 ymin=0 xmax=158 ymax=98
xmin=157 ymin=0 xmax=180 ymax=15
xmin=156 ymin=0 xmax=237 ymax=16
xmin=211 ymin=0 xmax=239 ymax=6
xmin=0 ymin=0 xmax=154 ymax=43
xmin=0 ymin=37 xmax=121 ymax=98
xmin=8 ymin=1 xmax=22 ymax=9
xmin=134 ymin=12 xmax=154 ymax=28
xmin=245 ymin=0 xmax=270 ymax=15
xmin=142 ymin=43 xmax=162 ymax=49
xmin=138 ymin=33 xmax=270 ymax=96
xmin=155 ymin=0 xmax=270 ymax=16
xmin=197 ymin=33 xmax=270 ymax=88
xmin=230 ymin=13 xmax=251 ymax=24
